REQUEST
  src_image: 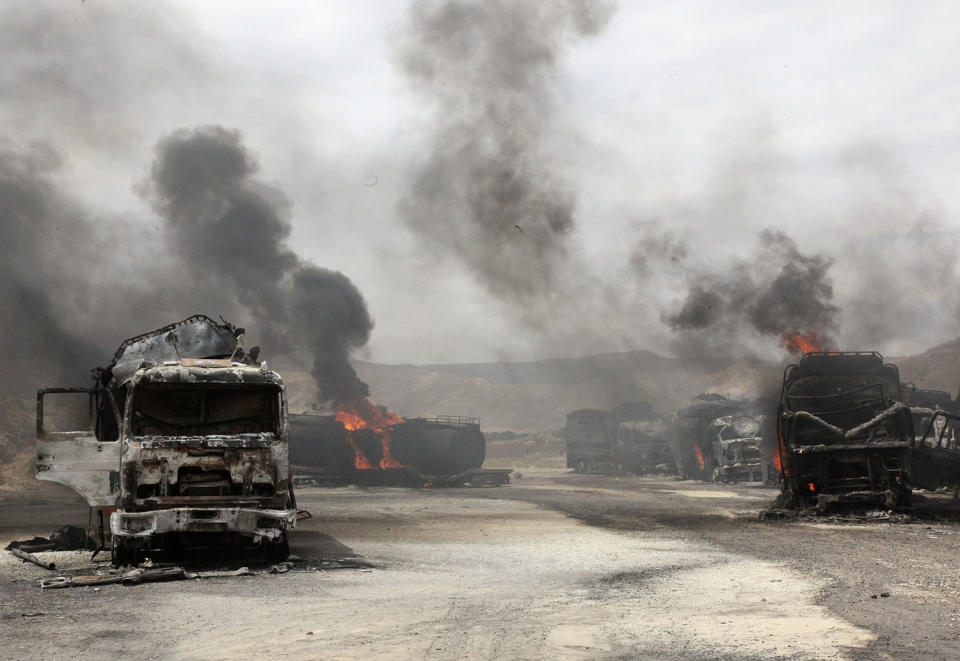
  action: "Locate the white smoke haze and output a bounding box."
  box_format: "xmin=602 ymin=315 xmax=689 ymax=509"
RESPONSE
xmin=1 ymin=0 xmax=960 ymax=375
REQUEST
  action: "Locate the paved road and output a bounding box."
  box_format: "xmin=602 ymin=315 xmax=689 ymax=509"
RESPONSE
xmin=1 ymin=471 xmax=958 ymax=659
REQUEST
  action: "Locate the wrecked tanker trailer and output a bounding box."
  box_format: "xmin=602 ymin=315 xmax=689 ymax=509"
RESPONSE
xmin=776 ymin=351 xmax=914 ymax=509
xmin=288 ymin=413 xmax=488 ymax=483
xmin=35 ymin=315 xmax=296 ymax=565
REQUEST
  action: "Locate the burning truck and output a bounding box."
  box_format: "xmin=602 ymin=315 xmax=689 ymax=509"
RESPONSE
xmin=775 ymin=351 xmax=914 ymax=509
xmin=35 ymin=315 xmax=296 ymax=565
xmin=671 ymin=395 xmax=765 ymax=483
xmin=702 ymin=414 xmax=765 ymax=482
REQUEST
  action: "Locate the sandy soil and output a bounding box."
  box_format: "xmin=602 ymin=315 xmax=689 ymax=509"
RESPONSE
xmin=2 ymin=472 xmax=959 ymax=660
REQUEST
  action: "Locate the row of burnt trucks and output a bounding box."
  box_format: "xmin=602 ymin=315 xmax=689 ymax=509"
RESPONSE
xmin=33 ymin=316 xmax=960 ymax=566
xmin=565 ymin=397 xmax=770 ymax=482
xmin=566 ymin=351 xmax=960 ymax=511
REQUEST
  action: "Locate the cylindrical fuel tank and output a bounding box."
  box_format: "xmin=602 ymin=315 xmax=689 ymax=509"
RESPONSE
xmin=287 ymin=414 xmax=355 ymax=473
xmin=390 ymin=419 xmax=486 ymax=475
xmin=288 ymin=414 xmax=486 ymax=476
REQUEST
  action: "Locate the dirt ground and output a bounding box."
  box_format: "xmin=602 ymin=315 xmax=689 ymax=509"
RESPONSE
xmin=2 ymin=471 xmax=960 ymax=660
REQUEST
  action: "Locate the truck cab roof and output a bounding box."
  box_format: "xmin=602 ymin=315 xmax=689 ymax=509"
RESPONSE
xmin=131 ymin=360 xmax=284 ymax=388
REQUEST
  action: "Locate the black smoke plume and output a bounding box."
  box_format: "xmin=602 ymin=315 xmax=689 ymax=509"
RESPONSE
xmin=397 ymin=0 xmax=614 ymax=306
xmin=290 ymin=267 xmax=372 ymax=404
xmin=144 ymin=126 xmax=374 ymax=404
xmin=665 ymin=229 xmax=837 ymax=358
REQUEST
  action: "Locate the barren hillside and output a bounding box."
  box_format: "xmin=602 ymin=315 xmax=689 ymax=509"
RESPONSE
xmin=896 ymin=337 xmax=960 ymax=395
xmin=285 ymin=350 xmax=778 ymax=432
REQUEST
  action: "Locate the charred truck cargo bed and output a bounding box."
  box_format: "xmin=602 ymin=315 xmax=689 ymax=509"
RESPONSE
xmin=35 ymin=315 xmax=296 ymax=565
xmin=776 ymin=351 xmax=913 ymax=510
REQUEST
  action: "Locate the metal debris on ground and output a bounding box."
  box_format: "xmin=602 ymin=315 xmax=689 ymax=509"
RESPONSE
xmin=41 ymin=566 xmax=186 ymax=589
xmin=10 ymin=548 xmax=57 ymax=570
xmin=5 ymin=525 xmax=91 ymax=552
xmin=759 ymin=508 xmax=914 ymax=524
xmin=30 ymin=555 xmax=373 ymax=589
xmin=926 ymin=527 xmax=954 ymax=537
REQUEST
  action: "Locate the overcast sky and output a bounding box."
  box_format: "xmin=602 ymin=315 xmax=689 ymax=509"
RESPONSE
xmin=5 ymin=0 xmax=960 ymax=364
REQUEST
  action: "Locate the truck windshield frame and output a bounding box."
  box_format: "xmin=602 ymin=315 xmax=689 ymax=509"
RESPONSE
xmin=130 ymin=383 xmax=282 ymax=438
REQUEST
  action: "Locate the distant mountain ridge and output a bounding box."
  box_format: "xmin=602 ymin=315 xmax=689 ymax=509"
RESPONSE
xmin=281 ymin=338 xmax=960 ymax=433
xmin=896 ymin=337 xmax=960 ymax=396
xmin=283 ymin=349 xmax=776 ymax=432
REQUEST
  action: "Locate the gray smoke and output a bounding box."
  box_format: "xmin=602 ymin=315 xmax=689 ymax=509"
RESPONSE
xmin=839 ymin=213 xmax=960 ymax=352
xmin=397 ymin=0 xmax=615 ymax=307
xmin=828 ymin=145 xmax=960 ymax=353
xmin=144 ymin=126 xmax=374 ymax=404
xmin=0 ymin=1 xmax=226 ymax=399
xmin=0 ymin=143 xmax=108 ymax=394
xmin=665 ymin=229 xmax=837 ymax=358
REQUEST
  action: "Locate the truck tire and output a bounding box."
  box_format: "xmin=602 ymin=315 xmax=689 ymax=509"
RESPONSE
xmin=264 ymin=533 xmax=290 ymax=563
xmin=111 ymin=538 xmax=138 ymax=567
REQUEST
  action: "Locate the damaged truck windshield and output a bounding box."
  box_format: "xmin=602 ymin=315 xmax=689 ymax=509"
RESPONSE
xmin=132 ymin=384 xmax=282 ymax=437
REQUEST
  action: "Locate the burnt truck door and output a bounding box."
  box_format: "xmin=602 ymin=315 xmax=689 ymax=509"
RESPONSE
xmin=36 ymin=388 xmax=121 ymax=508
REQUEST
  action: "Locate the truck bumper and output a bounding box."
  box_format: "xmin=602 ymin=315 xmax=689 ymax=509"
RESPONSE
xmin=719 ymin=463 xmax=763 ymax=482
xmin=110 ymin=507 xmax=296 ymax=542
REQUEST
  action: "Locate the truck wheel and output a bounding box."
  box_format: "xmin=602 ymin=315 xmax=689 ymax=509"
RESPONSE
xmin=779 ymin=483 xmax=799 ymax=509
xmin=264 ymin=533 xmax=290 ymax=563
xmin=111 ymin=538 xmax=137 ymax=567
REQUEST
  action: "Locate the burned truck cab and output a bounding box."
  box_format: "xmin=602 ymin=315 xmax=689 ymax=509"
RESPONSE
xmin=36 ymin=315 xmax=296 ymax=565
xmin=705 ymin=414 xmax=764 ymax=483
xmin=112 ymin=359 xmax=295 ymax=564
xmin=776 ymin=351 xmax=914 ymax=510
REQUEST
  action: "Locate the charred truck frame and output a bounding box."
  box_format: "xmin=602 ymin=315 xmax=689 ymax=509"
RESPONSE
xmin=672 ymin=395 xmax=764 ymax=483
xmin=565 ymin=402 xmax=669 ymax=475
xmin=703 ymin=414 xmax=764 ymax=482
xmin=777 ymin=351 xmax=914 ymax=509
xmin=36 ymin=316 xmax=296 ymax=565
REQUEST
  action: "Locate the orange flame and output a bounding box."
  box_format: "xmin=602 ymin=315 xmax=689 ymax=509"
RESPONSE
xmin=694 ymin=445 xmax=706 ymax=472
xmin=774 ymin=432 xmax=788 ymax=477
xmin=779 ymin=329 xmax=825 ymax=355
xmin=335 ymin=398 xmax=407 ymax=470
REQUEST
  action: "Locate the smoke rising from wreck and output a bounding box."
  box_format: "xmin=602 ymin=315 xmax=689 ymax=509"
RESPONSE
xmin=0 ymin=124 xmax=377 ymax=410
xmin=665 ymin=229 xmax=837 ymax=360
xmin=3 ymin=2 xmax=960 ymax=416
xmin=145 ymin=126 xmax=374 ymax=405
xmin=397 ymin=0 xmax=615 ymax=314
